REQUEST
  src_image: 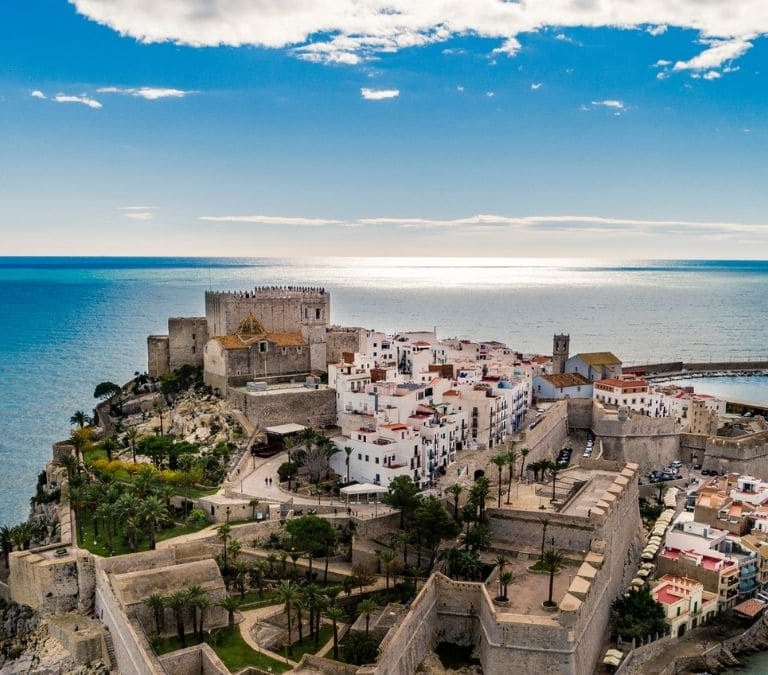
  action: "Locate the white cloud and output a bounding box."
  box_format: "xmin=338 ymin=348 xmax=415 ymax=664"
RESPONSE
xmin=30 ymin=90 xmax=47 ymax=99
xmin=531 ymin=82 xmax=542 ymax=90
xmin=190 ymin=211 xmax=767 ymax=241
xmin=485 ymin=91 xmax=495 ymax=98
xmin=53 ymin=94 xmax=102 ymax=109
xmin=118 ymin=206 xmax=156 ymax=221
xmin=98 ymin=86 xmax=195 ymax=100
xmin=69 ymin=1 xmax=768 ymax=68
xmin=361 ymin=87 xmax=400 ymax=100
xmin=591 ymin=99 xmax=624 ymax=110
xmin=673 ymin=38 xmax=752 ymax=72
xmin=702 ymin=70 xmax=721 ymax=80
xmin=456 ymin=85 xmax=464 ymax=93
xmin=198 ymin=215 xmax=343 ymax=226
xmin=355 ymin=214 xmax=767 ymax=238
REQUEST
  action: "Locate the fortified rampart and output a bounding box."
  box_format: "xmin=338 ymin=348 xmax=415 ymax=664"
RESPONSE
xmin=592 ymin=404 xmax=679 ymax=471
xmin=228 ymin=385 xmax=336 ymax=428
xmin=369 ymin=463 xmax=642 ymax=674
xmin=511 ymin=399 xmax=569 ymax=466
xmin=204 ymin=286 xmax=329 ymax=338
xmin=701 ymin=430 xmax=768 ymax=476
xmin=567 ymin=397 xmax=593 ymax=431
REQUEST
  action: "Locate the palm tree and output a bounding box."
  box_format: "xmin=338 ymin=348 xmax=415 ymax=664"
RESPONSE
xmin=65 ymin=483 xmax=87 ymax=545
xmin=69 ymin=427 xmax=93 ymax=462
xmin=539 ymin=517 xmax=550 ymax=562
xmin=249 ymin=561 xmax=266 ymax=598
xmin=165 ymin=589 xmax=190 ymax=647
xmin=0 ymin=526 xmax=12 ymax=569
xmin=249 ymin=497 xmax=260 ymax=520
xmin=125 ymin=428 xmax=140 ymax=463
xmin=294 ymin=594 xmax=306 ymax=645
xmin=519 ymin=447 xmax=530 ymax=481
xmin=344 ymin=446 xmax=353 ymax=483
xmin=547 ymin=461 xmax=561 ymax=502
xmin=145 ymin=593 xmax=166 ymax=636
xmin=227 ymin=539 xmax=242 ymax=567
xmin=289 ymin=549 xmax=300 ymax=580
xmin=196 ymin=594 xmax=211 ymax=641
xmin=219 ymin=595 xmax=239 ymax=630
xmin=56 ymin=453 xmax=80 ymax=484
xmin=377 ymin=549 xmax=397 ymax=589
xmin=101 ymin=435 xmax=120 ymax=461
xmin=495 ymin=553 xmax=508 ymax=598
xmin=186 ymin=585 xmax=206 ymax=636
xmin=445 ymin=483 xmax=463 ymax=521
xmin=217 ymin=522 xmax=232 ymax=571
xmin=490 ymin=453 xmax=507 ymax=508
xmin=141 ymin=495 xmax=170 ymax=550
xmin=276 ymin=581 xmax=300 ymax=655
xmin=325 ymin=604 xmax=346 ymax=660
xmin=506 ymin=448 xmax=519 ymax=504
xmin=70 ymin=410 xmax=91 ymax=429
xmin=357 ymin=598 xmax=377 ymax=636
xmin=438 ymin=546 xmax=462 ymax=579
xmin=303 ymin=583 xmax=326 ymax=646
xmin=469 ymin=476 xmax=490 ymax=523
xmin=499 ymin=571 xmax=514 ymax=601
xmin=153 ymin=403 xmax=167 ymax=436
xmin=542 ymin=548 xmax=565 ymax=607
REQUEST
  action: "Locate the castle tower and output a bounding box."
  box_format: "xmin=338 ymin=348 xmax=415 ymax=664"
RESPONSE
xmin=552 ymin=333 xmax=570 ymax=374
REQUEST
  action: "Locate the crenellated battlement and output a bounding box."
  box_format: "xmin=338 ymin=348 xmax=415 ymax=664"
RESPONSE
xmin=205 ymin=285 xmax=326 ymax=300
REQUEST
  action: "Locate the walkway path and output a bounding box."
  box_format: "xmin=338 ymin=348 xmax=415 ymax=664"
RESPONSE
xmin=238 ymin=604 xmax=297 ymax=668
xmin=224 ymin=450 xmax=397 ymax=519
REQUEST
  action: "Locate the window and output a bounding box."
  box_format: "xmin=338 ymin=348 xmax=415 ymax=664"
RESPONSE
xmin=282 ymin=347 xmax=287 ymax=355
xmin=259 ymin=341 xmax=268 ymax=353
xmin=358 ymin=453 xmax=362 ymax=460
xmin=365 ymin=455 xmax=369 ymax=462
xmin=315 ymin=308 xmax=321 ymax=319
xmin=375 ymin=457 xmax=379 ymax=464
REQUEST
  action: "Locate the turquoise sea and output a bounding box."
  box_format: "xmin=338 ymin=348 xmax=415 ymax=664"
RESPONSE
xmin=1 ymin=257 xmax=767 ymax=527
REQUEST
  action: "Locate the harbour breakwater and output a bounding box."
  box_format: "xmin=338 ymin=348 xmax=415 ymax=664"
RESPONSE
xmin=623 ymin=360 xmax=768 ymax=378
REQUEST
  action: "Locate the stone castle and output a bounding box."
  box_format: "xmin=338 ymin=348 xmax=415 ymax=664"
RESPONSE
xmin=147 ymin=286 xmax=364 ymax=394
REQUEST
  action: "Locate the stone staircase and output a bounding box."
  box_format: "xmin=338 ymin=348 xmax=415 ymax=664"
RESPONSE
xmin=103 ymin=628 xmax=117 ymax=671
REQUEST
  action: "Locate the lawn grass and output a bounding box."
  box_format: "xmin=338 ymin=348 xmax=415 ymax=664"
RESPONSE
xmin=152 ymin=628 xmax=290 ymax=672
xmin=288 ymin=624 xmax=334 ymax=661
xmin=236 ymin=590 xmax=282 ymax=611
xmin=76 ymin=511 xmax=212 ymax=556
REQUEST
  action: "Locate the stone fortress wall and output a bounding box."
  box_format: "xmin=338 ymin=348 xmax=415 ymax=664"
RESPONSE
xmin=204 ymin=286 xmax=330 ymax=338
xmin=365 ymin=463 xmax=642 ymax=675
xmin=228 ymin=386 xmax=337 ymax=429
xmin=701 ymin=430 xmax=768 ymax=477
xmin=592 ymin=405 xmax=679 ymax=472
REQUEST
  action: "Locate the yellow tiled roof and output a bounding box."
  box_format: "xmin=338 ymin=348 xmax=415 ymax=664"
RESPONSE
xmin=541 ymin=373 xmax=591 ymax=388
xmin=265 ymin=332 xmax=306 ymax=347
xmin=213 ymin=335 xmax=250 ymax=350
xmin=574 ymin=352 xmax=622 ymax=367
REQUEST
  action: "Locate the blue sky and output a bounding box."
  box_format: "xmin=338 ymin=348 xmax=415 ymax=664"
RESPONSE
xmin=2 ymin=1 xmax=767 ymax=258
